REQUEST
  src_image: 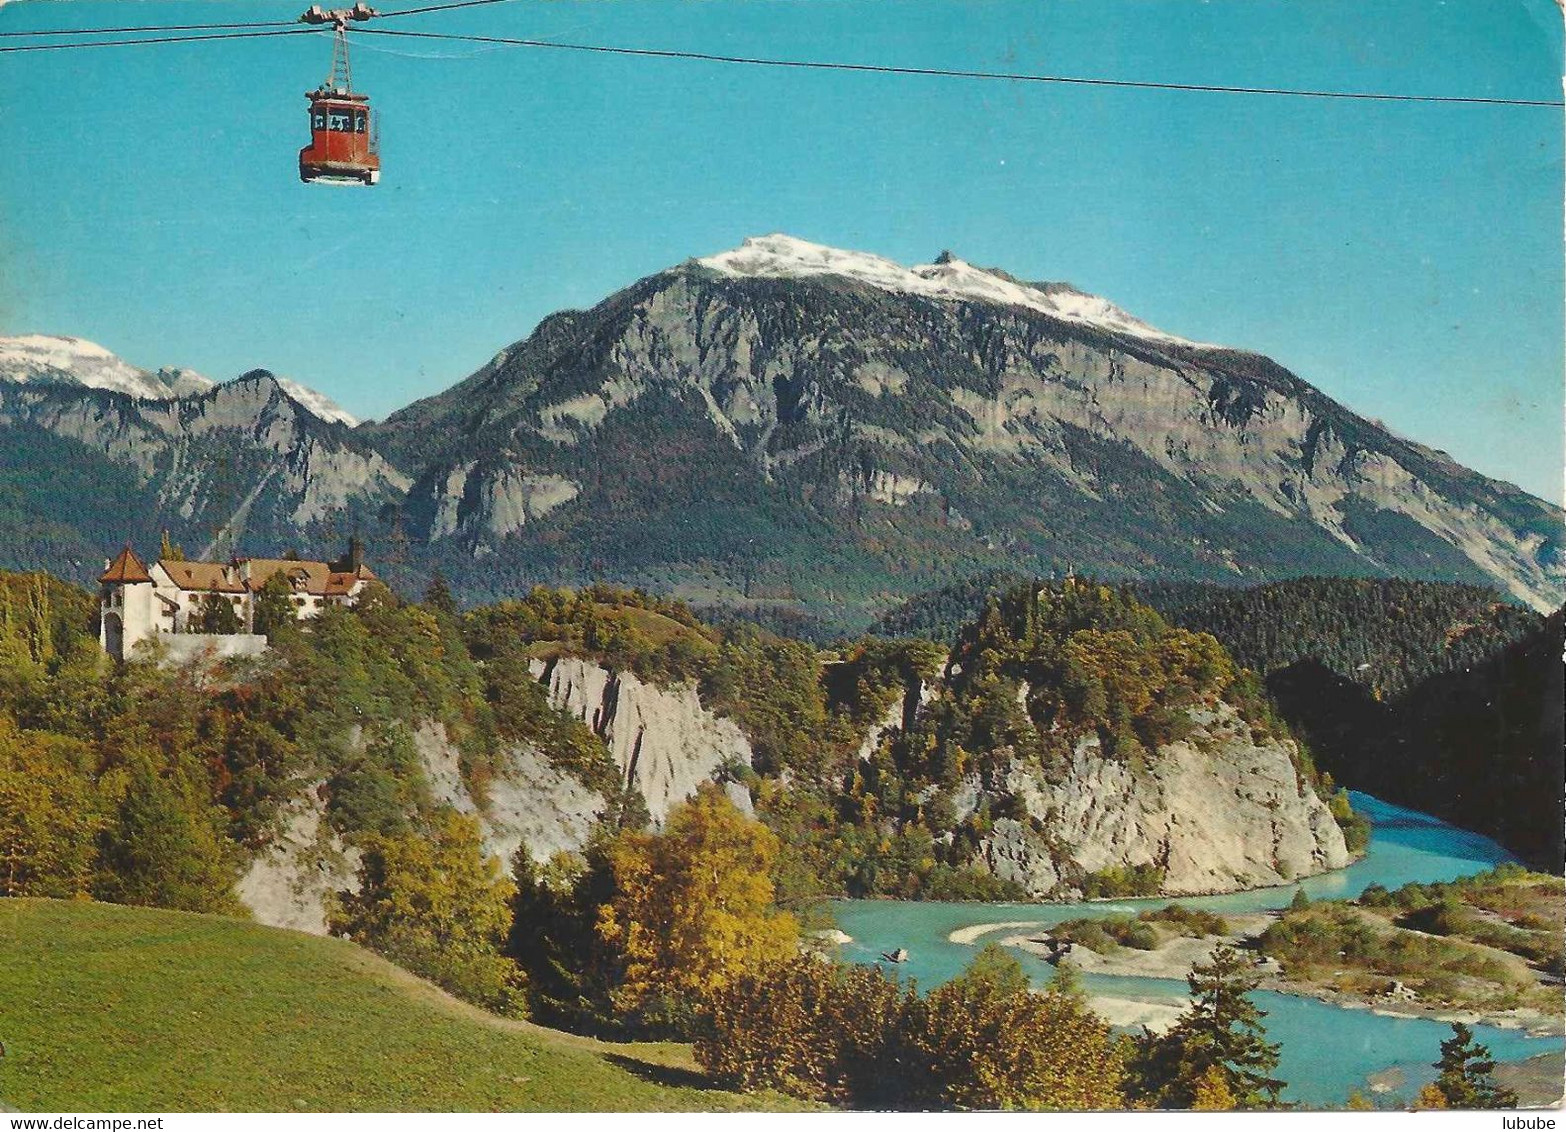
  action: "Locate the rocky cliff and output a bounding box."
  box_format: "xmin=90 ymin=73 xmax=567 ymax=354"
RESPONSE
xmin=236 ymin=658 xmax=758 ymax=932
xmin=529 ymin=656 xmax=754 ymax=824
xmin=964 ymin=702 xmax=1351 ymax=898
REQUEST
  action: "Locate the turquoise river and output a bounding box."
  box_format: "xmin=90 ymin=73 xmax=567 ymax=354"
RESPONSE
xmin=831 ymin=792 xmax=1565 ymax=1108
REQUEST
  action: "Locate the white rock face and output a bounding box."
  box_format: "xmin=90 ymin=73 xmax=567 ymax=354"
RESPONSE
xmin=413 ymin=720 xmax=605 ymax=866
xmin=239 ymin=722 xmax=611 ymax=935
xmin=235 ymin=790 xmax=360 ymax=935
xmin=534 ymin=656 xmax=754 ymax=824
xmin=419 ymin=461 xmax=580 ymax=542
xmin=966 ymin=703 xmax=1350 ymax=898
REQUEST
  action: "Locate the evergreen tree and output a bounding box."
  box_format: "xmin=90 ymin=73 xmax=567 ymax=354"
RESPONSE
xmin=1430 ymin=1022 xmax=1517 ymax=1109
xmin=95 ymin=762 xmax=242 ymax=914
xmin=424 ymin=570 xmax=459 ymax=616
xmin=1127 ymin=944 xmax=1286 ymax=1109
xmin=251 ymin=574 xmax=295 ymax=638
xmin=193 ymin=592 xmax=243 ymax=634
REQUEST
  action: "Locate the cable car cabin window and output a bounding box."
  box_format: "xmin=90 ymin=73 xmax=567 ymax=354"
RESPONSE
xmin=355 ymin=111 xmax=367 ymax=134
xmin=327 ymin=110 xmax=353 ymax=132
xmin=312 ymin=111 xmax=327 ymax=130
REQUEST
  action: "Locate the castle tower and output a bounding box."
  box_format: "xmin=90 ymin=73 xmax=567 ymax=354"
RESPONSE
xmin=99 ymin=546 xmax=156 ymax=661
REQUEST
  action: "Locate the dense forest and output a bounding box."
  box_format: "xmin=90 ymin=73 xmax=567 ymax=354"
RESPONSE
xmin=880 ymin=575 xmax=1543 ymax=696
xmin=877 ymin=573 xmax=1561 ymax=868
xmin=1269 ymin=613 xmax=1566 ymax=871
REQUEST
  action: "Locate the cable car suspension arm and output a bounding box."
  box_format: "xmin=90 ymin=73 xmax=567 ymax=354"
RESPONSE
xmin=300 ymin=6 xmax=378 ymax=92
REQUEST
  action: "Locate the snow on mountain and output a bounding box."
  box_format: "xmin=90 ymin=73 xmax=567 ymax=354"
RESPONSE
xmin=696 ymin=234 xmax=1209 ymax=348
xmin=0 ymin=334 xmax=214 ymax=400
xmin=274 ymin=378 xmax=359 ymax=427
xmin=0 ymin=334 xmax=357 ymax=425
xmin=154 ymin=366 xmax=218 ymax=398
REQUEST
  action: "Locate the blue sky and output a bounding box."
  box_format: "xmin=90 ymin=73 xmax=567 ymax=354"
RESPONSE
xmin=1 ymin=0 xmax=1561 ymax=501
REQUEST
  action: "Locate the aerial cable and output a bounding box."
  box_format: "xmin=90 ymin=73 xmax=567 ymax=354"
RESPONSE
xmin=0 ymin=27 xmax=324 ymax=53
xmin=0 ymin=18 xmax=298 ymax=37
xmin=0 ymin=10 xmax=1559 ymax=108
xmin=0 ymin=0 xmax=517 ymax=38
xmin=353 ymin=27 xmax=1564 ymax=108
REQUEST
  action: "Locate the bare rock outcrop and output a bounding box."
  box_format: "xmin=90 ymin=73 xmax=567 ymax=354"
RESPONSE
xmin=531 ymin=656 xmax=754 ymax=824
xmin=413 ymin=720 xmax=605 ymax=865
xmin=235 ymin=667 xmax=759 ymax=933
xmin=234 ymin=790 xmax=359 ymax=935
xmin=965 ymin=703 xmax=1350 ymax=898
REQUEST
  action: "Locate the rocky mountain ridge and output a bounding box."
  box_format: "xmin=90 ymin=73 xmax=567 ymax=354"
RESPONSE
xmin=365 ymin=236 xmax=1563 ymax=616
xmin=0 ymin=366 xmax=405 ymax=566
xmin=5 ymin=238 xmax=1560 ymax=625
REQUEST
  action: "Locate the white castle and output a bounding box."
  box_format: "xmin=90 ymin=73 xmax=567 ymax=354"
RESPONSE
xmin=97 ymin=538 xmax=377 ymax=661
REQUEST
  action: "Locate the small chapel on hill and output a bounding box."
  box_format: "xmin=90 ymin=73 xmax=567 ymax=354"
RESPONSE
xmin=98 ymin=539 xmax=377 ymax=661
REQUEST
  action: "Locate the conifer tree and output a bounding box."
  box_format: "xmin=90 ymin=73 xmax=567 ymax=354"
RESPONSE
xmin=1430 ymin=1022 xmax=1516 ymax=1109
xmin=95 ymin=761 xmax=241 ymax=914
xmin=1127 ymin=944 xmax=1286 ymax=1109
xmin=194 ymin=592 xmax=243 ymax=634
xmin=424 ymin=570 xmax=459 ymax=616
xmin=251 ymin=574 xmax=294 ymax=637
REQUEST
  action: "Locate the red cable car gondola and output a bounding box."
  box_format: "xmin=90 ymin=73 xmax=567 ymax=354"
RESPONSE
xmin=298 ymin=5 xmax=380 ymax=186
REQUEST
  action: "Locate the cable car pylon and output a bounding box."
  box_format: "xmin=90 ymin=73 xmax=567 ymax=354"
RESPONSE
xmin=298 ymin=4 xmax=381 ymax=185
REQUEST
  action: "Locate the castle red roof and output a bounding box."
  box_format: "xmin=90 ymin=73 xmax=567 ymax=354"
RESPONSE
xmin=99 ymin=546 xmax=152 ymax=585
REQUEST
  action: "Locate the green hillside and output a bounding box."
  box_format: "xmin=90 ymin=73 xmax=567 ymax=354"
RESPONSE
xmin=0 ymin=899 xmax=810 ymax=1112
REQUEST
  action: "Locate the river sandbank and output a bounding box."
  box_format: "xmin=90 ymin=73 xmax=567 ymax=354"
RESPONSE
xmin=959 ymin=912 xmax=1565 ymax=1039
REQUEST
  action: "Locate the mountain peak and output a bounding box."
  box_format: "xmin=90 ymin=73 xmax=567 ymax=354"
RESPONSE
xmin=694 ymin=234 xmax=1207 ymax=348
xmin=222 ymin=369 xmax=359 ymax=427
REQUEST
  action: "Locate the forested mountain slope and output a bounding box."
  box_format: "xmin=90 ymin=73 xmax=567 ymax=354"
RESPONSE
xmin=879 ymin=574 xmax=1559 ymax=869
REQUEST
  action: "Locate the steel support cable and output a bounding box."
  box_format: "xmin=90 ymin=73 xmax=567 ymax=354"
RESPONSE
xmin=0 ymin=0 xmax=519 ymax=38
xmin=353 ymin=26 xmax=1566 ymax=108
xmin=0 ymin=27 xmax=324 ymax=53
xmin=1 ymin=10 xmax=1560 ymax=107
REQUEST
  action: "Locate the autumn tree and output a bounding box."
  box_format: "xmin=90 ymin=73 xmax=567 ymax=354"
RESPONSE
xmin=596 ymin=785 xmax=798 ymax=1021
xmin=332 ymin=808 xmax=527 ymax=1015
xmin=1126 ymin=944 xmax=1286 ymax=1109
xmin=1191 ymin=1064 xmax=1237 ymax=1111
xmin=1430 ymin=1022 xmax=1517 ymax=1109
xmin=699 ymin=956 xmax=912 ymax=1106
xmin=903 ymin=944 xmax=1126 ymax=1110
xmin=0 ymin=722 xmax=103 ymax=897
